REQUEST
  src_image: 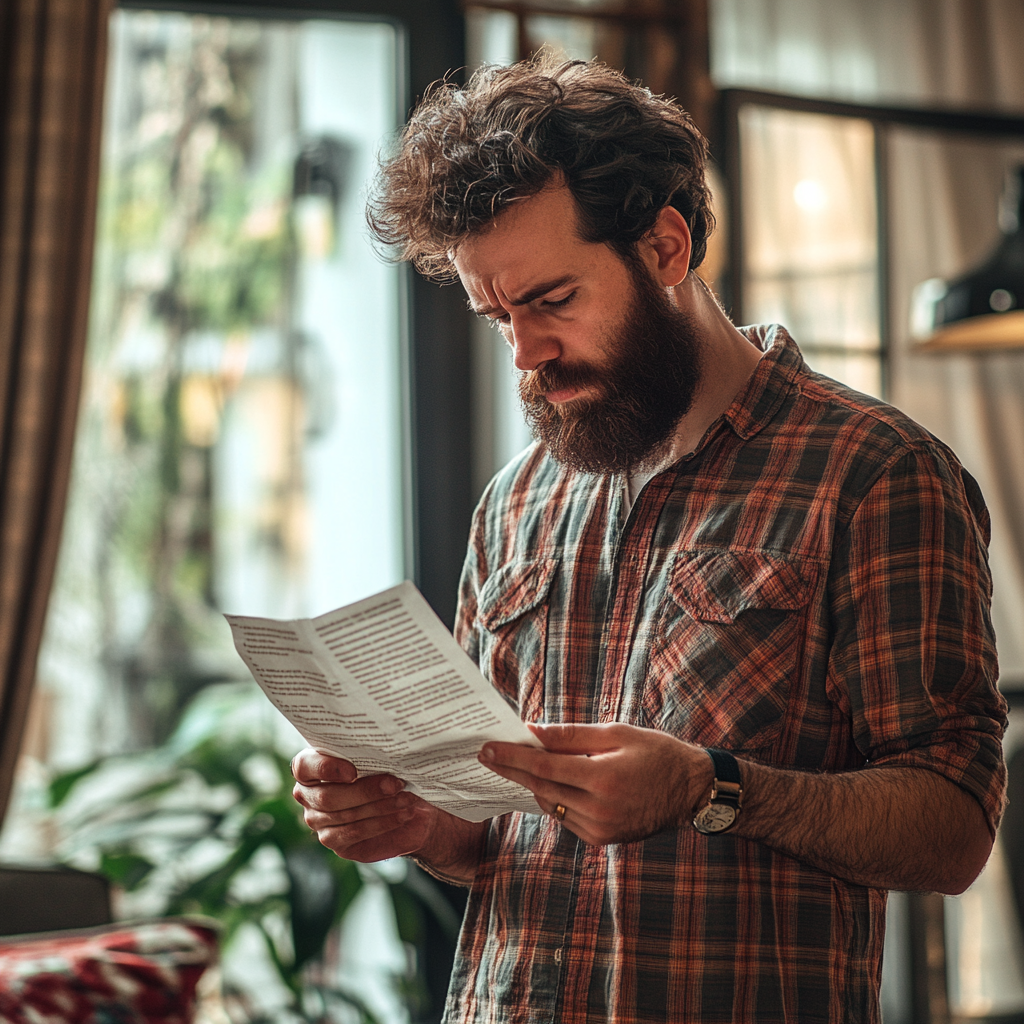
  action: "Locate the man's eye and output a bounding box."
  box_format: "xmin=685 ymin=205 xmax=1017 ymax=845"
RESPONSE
xmin=473 ymin=311 xmax=509 ymax=327
xmin=543 ymin=292 xmax=575 ymax=310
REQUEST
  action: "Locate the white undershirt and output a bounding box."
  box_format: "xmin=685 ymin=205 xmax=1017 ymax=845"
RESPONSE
xmin=622 ymin=422 xmax=695 ymax=518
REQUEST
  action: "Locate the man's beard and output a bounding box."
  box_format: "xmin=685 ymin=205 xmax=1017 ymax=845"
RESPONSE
xmin=518 ymin=266 xmax=704 ymax=475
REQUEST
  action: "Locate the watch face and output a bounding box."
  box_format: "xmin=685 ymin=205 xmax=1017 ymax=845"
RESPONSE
xmin=694 ymin=802 xmax=737 ymax=834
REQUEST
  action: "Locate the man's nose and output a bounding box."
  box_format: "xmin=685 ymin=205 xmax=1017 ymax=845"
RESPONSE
xmin=507 ymin=315 xmax=560 ymax=372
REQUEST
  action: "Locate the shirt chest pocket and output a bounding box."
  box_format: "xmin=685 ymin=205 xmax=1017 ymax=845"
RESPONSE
xmin=476 ymin=556 xmax=559 ymax=722
xmin=643 ymin=548 xmax=812 ymax=754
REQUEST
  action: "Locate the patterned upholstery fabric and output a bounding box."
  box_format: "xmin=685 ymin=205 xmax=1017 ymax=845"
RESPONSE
xmin=0 ymin=919 xmax=218 ymax=1024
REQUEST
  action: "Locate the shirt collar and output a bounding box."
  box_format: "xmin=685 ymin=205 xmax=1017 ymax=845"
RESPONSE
xmin=623 ymin=325 xmax=802 ymax=505
xmin=719 ymin=324 xmax=805 ymax=442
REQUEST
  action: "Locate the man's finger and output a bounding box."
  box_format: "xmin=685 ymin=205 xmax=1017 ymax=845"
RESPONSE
xmin=294 ymin=773 xmax=405 ymax=811
xmin=297 ymin=777 xmax=410 ymax=813
xmin=305 ymin=792 xmax=418 ymax=832
xmin=527 ymin=721 xmax=623 ymax=754
xmin=340 ymin=817 xmax=434 ymax=862
xmin=479 ymin=740 xmax=604 ymax=788
xmin=479 ymin=752 xmax=590 ymax=809
xmin=291 ymin=748 xmax=359 ymax=785
xmin=479 ymin=742 xmax=582 ymax=783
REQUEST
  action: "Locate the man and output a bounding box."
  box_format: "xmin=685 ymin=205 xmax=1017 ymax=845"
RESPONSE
xmin=292 ymin=57 xmax=1007 ymax=1022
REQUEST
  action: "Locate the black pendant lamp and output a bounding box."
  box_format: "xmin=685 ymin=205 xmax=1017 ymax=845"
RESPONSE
xmin=912 ymin=166 xmax=1024 ymax=351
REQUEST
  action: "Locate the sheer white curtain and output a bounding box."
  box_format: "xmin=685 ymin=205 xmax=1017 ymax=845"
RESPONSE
xmin=711 ymin=0 xmax=1024 ymax=110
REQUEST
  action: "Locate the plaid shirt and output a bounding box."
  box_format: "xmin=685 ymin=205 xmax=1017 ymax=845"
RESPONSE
xmin=446 ymin=325 xmax=1006 ymax=1024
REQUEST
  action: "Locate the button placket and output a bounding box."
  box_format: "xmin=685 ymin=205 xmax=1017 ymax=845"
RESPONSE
xmin=598 ymin=477 xmax=672 ymax=724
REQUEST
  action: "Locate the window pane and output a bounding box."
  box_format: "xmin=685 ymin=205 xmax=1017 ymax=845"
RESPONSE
xmin=800 ymin=349 xmax=882 ymax=398
xmin=34 ymin=12 xmax=406 ymax=764
xmin=740 ymin=105 xmax=882 ymax=395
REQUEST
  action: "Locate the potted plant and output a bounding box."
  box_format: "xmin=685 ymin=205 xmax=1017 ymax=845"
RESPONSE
xmin=49 ymin=682 xmax=463 ymax=1023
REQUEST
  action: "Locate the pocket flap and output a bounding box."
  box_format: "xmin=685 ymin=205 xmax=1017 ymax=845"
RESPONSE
xmin=478 ymin=556 xmax=560 ymax=631
xmin=667 ymin=549 xmax=810 ymax=623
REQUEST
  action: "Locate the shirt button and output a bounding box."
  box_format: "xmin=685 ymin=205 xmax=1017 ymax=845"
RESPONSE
xmin=554 ymin=947 xmax=563 ymax=964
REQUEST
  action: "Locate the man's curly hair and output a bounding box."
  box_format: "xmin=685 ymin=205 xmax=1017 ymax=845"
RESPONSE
xmin=367 ymin=54 xmax=714 ymax=283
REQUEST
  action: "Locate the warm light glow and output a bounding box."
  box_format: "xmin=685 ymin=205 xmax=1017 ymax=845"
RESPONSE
xmin=793 ymin=178 xmax=828 ymax=212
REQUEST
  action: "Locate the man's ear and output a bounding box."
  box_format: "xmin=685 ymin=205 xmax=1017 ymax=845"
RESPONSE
xmin=642 ymin=206 xmax=692 ymax=288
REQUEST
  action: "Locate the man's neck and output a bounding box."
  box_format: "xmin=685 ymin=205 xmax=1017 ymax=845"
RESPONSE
xmin=667 ymin=276 xmax=764 ymax=457
xmin=622 ymin=292 xmax=763 ymax=514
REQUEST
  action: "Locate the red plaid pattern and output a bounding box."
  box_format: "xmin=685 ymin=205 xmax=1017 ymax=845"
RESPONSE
xmin=446 ymin=325 xmax=1006 ymax=1024
xmin=0 ymin=920 xmax=218 ymax=1024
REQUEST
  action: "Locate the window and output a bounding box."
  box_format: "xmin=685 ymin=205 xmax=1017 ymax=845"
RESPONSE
xmin=43 ymin=7 xmax=406 ymax=771
xmin=736 ymin=105 xmax=882 ymax=396
xmin=3 ymin=8 xmax=426 ymax=1018
xmin=721 ymin=89 xmax=1024 ymax=403
xmin=723 ymin=87 xmax=1024 ymax=1024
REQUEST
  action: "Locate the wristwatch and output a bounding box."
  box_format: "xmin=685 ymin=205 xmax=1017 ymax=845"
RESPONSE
xmin=692 ymin=748 xmax=742 ymax=835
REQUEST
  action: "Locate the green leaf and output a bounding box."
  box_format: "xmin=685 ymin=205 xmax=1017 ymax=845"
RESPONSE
xmin=286 ymin=844 xmax=338 ymax=971
xmin=165 ymin=830 xmax=268 ymax=915
xmin=331 ymin=856 xmax=364 ymax=925
xmin=387 ymin=883 xmax=425 ymax=947
xmin=215 ymin=896 xmax=288 ymax=948
xmin=390 ymin=862 xmax=463 ymax=942
xmin=164 ymin=796 xmax=305 ymax=917
xmin=48 ymin=760 xmax=103 ymax=807
xmin=98 ymin=851 xmax=155 ymax=890
xmin=179 ymin=737 xmax=258 ymax=794
xmin=254 ymin=795 xmax=310 ymax=849
xmin=255 ymin=917 xmax=301 ymax=998
xmin=305 ymin=982 xmax=381 ymax=1024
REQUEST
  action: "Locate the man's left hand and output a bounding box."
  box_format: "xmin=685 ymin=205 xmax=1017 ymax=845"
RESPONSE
xmin=479 ymin=722 xmax=714 ymax=845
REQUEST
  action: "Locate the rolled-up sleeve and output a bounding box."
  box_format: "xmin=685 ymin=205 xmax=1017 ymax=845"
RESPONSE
xmin=826 ymin=442 xmax=1007 ymax=834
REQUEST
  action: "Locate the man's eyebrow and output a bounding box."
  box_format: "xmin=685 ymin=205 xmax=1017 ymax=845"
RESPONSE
xmin=467 ymin=275 xmax=577 ymax=316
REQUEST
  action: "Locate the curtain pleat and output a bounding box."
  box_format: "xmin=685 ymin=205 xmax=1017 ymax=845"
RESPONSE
xmin=0 ymin=0 xmax=113 ymax=825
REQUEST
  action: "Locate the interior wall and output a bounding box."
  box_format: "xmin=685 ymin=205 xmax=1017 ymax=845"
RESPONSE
xmin=710 ymin=0 xmax=1024 ymax=111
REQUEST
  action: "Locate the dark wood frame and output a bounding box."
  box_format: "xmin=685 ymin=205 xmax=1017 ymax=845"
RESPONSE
xmin=120 ymin=0 xmax=472 ymax=627
xmin=717 ymin=88 xmax=1024 ymax=398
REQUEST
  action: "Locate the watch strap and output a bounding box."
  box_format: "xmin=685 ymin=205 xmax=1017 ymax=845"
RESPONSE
xmin=706 ymin=748 xmax=742 ymax=789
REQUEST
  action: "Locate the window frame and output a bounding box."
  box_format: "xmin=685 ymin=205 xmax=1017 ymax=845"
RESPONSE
xmin=717 ymin=87 xmax=1024 ymax=397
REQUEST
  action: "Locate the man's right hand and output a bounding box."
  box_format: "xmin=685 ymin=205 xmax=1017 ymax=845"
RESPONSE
xmin=290 ymin=748 xmax=487 ymax=883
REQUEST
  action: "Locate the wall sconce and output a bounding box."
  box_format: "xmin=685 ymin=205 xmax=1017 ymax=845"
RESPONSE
xmin=292 ymin=135 xmax=352 ymax=260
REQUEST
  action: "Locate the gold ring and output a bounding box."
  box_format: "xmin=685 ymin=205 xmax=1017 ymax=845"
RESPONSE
xmin=553 ymin=803 xmax=567 ymax=821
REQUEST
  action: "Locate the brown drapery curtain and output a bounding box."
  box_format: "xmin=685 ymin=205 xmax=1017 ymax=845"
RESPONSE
xmin=0 ymin=0 xmax=113 ymax=826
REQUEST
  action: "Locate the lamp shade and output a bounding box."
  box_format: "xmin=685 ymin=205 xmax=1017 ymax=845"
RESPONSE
xmin=912 ymin=166 xmax=1024 ymax=352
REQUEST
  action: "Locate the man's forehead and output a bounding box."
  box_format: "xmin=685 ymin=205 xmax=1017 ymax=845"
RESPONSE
xmin=452 ymin=188 xmax=605 ymax=302
xmin=454 ymin=185 xmax=581 ymax=257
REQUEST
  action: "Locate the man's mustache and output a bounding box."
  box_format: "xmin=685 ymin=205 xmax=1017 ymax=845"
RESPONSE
xmin=520 ymin=360 xmax=604 ymax=399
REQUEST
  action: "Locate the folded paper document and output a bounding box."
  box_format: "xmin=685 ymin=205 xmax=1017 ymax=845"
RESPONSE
xmin=226 ymin=581 xmax=543 ymax=821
